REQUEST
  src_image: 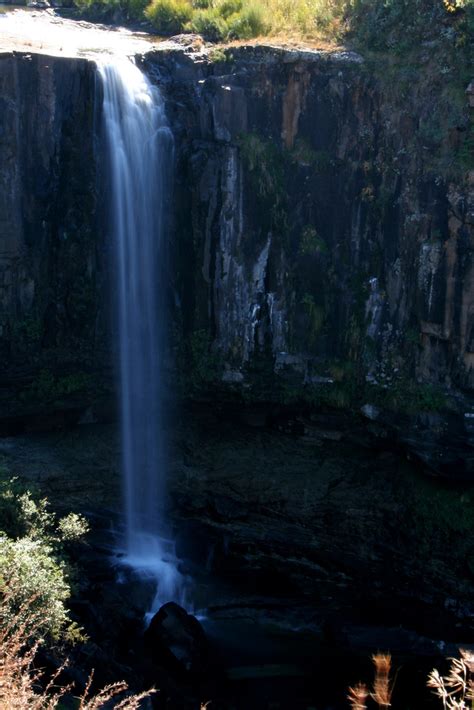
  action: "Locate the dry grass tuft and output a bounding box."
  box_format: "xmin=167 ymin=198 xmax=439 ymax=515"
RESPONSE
xmin=0 ymin=595 xmax=68 ymax=710
xmin=347 ymin=652 xmax=394 ymax=709
xmin=428 ymin=649 xmax=474 ymax=710
xmin=0 ymin=592 xmax=155 ymax=709
xmin=371 ymin=653 xmax=393 ymax=708
xmin=348 ymin=682 xmax=369 ymax=710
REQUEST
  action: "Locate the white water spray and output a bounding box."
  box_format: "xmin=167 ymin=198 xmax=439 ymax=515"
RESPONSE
xmin=98 ymin=57 xmax=187 ymax=612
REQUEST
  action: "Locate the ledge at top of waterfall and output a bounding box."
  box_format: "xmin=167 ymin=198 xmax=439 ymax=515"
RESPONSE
xmin=99 ymin=56 xmax=188 ymax=614
xmin=0 ymin=9 xmax=162 ymax=57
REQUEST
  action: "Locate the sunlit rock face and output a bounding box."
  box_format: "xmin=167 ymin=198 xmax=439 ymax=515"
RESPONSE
xmin=159 ymin=45 xmax=474 ymax=397
xmin=0 ymin=41 xmax=473 ymax=472
xmin=155 ymin=44 xmax=474 ymax=475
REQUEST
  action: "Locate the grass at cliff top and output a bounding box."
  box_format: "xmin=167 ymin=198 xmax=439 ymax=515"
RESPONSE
xmin=143 ymin=0 xmax=345 ymax=42
xmin=75 ymin=0 xmax=474 ymax=48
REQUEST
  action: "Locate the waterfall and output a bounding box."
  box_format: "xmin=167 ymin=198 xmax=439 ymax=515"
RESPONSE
xmin=98 ymin=57 xmax=186 ymax=612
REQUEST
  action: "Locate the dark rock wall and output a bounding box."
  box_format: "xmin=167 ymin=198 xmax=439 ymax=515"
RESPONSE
xmin=0 ymin=53 xmax=106 ymax=424
xmin=0 ymin=46 xmax=473 ymax=447
xmin=149 ymin=46 xmax=474 ymax=404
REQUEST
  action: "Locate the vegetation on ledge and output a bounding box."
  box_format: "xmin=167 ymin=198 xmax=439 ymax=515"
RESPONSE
xmin=75 ymin=0 xmax=473 ymax=178
xmin=74 ymin=0 xmax=474 ymax=49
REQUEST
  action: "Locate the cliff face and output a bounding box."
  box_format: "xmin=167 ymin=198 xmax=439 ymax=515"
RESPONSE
xmin=153 ymin=43 xmax=474 ymax=475
xmin=1 ymin=40 xmax=474 ymax=645
xmin=0 ymin=52 xmax=108 ymax=427
xmin=0 ymin=43 xmax=473 ymax=470
xmin=160 ymin=46 xmax=474 ymax=398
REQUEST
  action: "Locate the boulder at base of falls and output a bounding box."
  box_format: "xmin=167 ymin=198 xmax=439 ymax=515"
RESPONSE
xmin=144 ymin=602 xmax=212 ymax=681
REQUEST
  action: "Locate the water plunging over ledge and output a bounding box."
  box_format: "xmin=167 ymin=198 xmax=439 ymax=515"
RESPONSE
xmin=98 ymin=57 xmax=187 ymax=613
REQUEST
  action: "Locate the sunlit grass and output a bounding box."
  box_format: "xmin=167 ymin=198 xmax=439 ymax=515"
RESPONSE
xmin=145 ymin=0 xmax=348 ymax=42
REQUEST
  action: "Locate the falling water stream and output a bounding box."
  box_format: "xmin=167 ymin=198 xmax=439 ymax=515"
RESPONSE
xmin=98 ymin=57 xmax=187 ymax=613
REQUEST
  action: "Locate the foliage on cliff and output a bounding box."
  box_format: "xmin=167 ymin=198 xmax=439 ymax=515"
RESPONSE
xmin=0 ymin=475 xmax=88 ymax=642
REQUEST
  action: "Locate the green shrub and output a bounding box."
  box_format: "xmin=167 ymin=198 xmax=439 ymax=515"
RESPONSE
xmin=0 ymin=478 xmax=53 ymax=541
xmin=0 ymin=536 xmax=71 ymax=641
xmin=145 ymin=0 xmax=193 ymax=33
xmin=57 ymin=512 xmax=89 ymax=542
xmin=75 ymin=0 xmax=123 ymax=17
xmin=209 ymin=46 xmax=231 ymax=61
xmin=189 ymin=8 xmax=229 ymax=40
xmin=347 ymin=0 xmax=457 ymax=51
xmin=218 ymin=0 xmax=242 ymax=18
xmin=127 ymin=0 xmax=150 ymax=17
xmin=227 ymin=2 xmax=270 ymax=38
xmin=0 ymin=477 xmax=89 ymax=642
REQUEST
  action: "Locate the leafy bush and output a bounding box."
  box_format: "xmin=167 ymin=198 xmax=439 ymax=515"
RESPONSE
xmin=189 ymin=8 xmax=229 ymax=40
xmin=143 ymin=0 xmax=347 ymax=40
xmin=127 ymin=0 xmax=150 ymax=17
xmin=347 ymin=0 xmax=474 ymax=51
xmin=0 ymin=477 xmax=88 ymax=544
xmin=145 ymin=0 xmax=193 ymax=33
xmin=74 ymin=0 xmax=473 ymax=46
xmin=228 ymin=2 xmax=270 ymax=37
xmin=0 ymin=536 xmax=71 ymax=641
xmin=218 ymin=0 xmax=243 ymax=18
xmin=0 ymin=478 xmax=89 ymax=642
xmin=57 ymin=512 xmax=89 ymax=542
